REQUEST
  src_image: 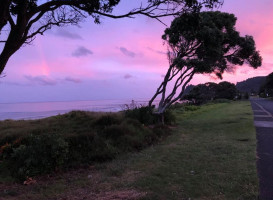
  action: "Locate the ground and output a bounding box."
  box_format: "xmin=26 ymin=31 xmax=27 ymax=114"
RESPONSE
xmin=0 ymin=101 xmax=258 ymax=200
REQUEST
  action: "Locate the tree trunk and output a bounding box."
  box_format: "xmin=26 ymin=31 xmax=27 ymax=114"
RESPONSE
xmin=0 ymin=50 xmax=14 ymax=75
xmin=0 ymin=34 xmax=23 ymax=75
xmin=0 ymin=20 xmax=28 ymax=75
xmin=0 ymin=0 xmax=11 ymax=34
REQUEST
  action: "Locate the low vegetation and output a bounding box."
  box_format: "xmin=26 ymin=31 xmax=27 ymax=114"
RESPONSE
xmin=0 ymin=100 xmax=257 ymax=200
xmin=0 ymin=109 xmax=174 ymax=181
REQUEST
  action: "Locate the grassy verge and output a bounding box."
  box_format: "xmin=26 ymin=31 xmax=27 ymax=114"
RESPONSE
xmin=0 ymin=101 xmax=258 ymax=199
xmin=128 ymin=101 xmax=258 ymax=199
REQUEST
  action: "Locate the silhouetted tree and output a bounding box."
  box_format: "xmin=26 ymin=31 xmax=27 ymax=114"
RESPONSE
xmin=184 ymin=82 xmax=217 ymax=104
xmin=216 ymin=81 xmax=237 ymax=99
xmin=0 ymin=0 xmax=223 ymax=75
xmin=260 ymin=72 xmax=273 ymax=97
xmin=183 ymin=81 xmax=237 ymax=104
xmin=149 ymin=11 xmax=262 ymax=116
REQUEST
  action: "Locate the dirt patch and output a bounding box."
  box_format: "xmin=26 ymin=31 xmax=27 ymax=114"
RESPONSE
xmin=97 ymin=190 xmax=146 ymax=200
xmin=56 ymin=189 xmax=146 ymax=200
xmin=0 ymin=165 xmax=148 ymax=200
xmin=120 ymin=171 xmax=142 ymax=183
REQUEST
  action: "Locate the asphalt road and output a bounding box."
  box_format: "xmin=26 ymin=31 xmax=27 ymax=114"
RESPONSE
xmin=250 ymin=98 xmax=273 ymax=200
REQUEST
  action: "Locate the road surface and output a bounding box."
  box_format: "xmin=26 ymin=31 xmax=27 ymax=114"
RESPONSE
xmin=250 ymin=98 xmax=273 ymax=200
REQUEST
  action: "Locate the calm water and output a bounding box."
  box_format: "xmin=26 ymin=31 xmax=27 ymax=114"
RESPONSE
xmin=0 ymin=99 xmax=153 ymax=120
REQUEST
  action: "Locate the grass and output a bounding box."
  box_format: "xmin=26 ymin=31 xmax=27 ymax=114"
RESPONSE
xmin=0 ymin=101 xmax=258 ymax=199
xmin=131 ymin=101 xmax=257 ymax=199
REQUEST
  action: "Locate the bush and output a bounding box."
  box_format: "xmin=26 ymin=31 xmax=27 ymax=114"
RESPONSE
xmin=65 ymin=110 xmax=91 ymax=119
xmin=94 ymin=114 xmax=121 ymax=128
xmin=0 ymin=134 xmax=21 ymax=147
xmin=124 ymin=106 xmax=156 ymax=125
xmin=163 ymin=110 xmax=176 ymax=125
xmin=0 ymin=111 xmax=171 ymax=181
xmin=124 ymin=106 xmax=176 ymax=125
xmin=2 ymin=134 xmax=68 ymax=180
xmin=66 ymin=132 xmax=118 ymax=164
xmin=102 ymin=123 xmax=147 ymax=151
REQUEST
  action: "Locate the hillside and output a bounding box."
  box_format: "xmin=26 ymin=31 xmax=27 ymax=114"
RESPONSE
xmin=236 ymin=76 xmax=266 ymax=93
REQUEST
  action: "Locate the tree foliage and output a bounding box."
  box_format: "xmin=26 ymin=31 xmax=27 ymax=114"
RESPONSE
xmin=259 ymin=72 xmax=273 ymax=97
xmin=184 ymin=82 xmax=217 ymax=104
xmin=149 ymin=11 xmax=262 ymax=114
xmin=0 ymin=0 xmax=223 ymax=75
xmin=216 ymin=81 xmax=237 ymax=99
xmin=184 ymin=81 xmax=237 ymax=104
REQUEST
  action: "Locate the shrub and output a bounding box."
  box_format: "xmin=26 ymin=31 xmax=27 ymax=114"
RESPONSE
xmin=163 ymin=110 xmax=176 ymax=125
xmin=2 ymin=134 xmax=68 ymax=180
xmin=65 ymin=132 xmax=118 ymax=164
xmin=0 ymin=134 xmax=21 ymax=147
xmin=124 ymin=106 xmax=156 ymax=125
xmin=100 ymin=118 xmax=158 ymax=152
xmin=102 ymin=124 xmax=141 ymax=151
xmin=94 ymin=114 xmax=121 ymax=128
xmin=65 ymin=110 xmax=91 ymax=119
xmin=0 ymin=110 xmax=171 ymax=181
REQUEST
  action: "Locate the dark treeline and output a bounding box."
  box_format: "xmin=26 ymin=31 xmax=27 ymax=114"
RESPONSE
xmin=183 ymin=81 xmax=238 ymax=105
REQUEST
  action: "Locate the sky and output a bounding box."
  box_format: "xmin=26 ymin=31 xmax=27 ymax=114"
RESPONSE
xmin=0 ymin=0 xmax=273 ymax=103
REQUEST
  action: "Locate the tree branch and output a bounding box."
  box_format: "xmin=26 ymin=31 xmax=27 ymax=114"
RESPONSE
xmin=164 ymin=67 xmax=192 ymax=104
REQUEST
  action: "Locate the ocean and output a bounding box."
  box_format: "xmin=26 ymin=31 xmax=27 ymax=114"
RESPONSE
xmin=0 ymin=99 xmax=154 ymax=121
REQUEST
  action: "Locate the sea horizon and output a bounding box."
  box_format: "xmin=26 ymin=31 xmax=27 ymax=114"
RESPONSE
xmin=0 ymin=98 xmax=157 ymax=121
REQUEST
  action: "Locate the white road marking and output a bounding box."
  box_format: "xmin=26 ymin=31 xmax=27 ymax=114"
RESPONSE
xmin=253 ymin=102 xmax=273 ymax=128
xmin=254 ymin=102 xmax=273 ymax=118
xmin=253 ymin=110 xmax=267 ymax=112
xmin=254 ymin=115 xmax=272 ymax=118
xmin=254 ymin=121 xmax=273 ymax=128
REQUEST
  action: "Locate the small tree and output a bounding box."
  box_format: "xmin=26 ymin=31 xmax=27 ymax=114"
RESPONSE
xmin=215 ymin=81 xmax=237 ymax=100
xmin=149 ymin=11 xmax=262 ymax=116
xmin=0 ymin=0 xmax=223 ymax=75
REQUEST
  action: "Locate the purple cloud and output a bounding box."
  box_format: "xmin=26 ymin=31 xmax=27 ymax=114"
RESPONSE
xmin=55 ymin=29 xmax=83 ymax=40
xmin=72 ymin=46 xmax=93 ymax=57
xmin=124 ymin=74 xmax=133 ymax=79
xmin=65 ymin=77 xmax=82 ymax=83
xmin=119 ymin=47 xmax=136 ymax=58
xmin=25 ymin=75 xmax=57 ymax=86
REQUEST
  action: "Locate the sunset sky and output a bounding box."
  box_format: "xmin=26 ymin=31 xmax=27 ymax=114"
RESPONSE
xmin=0 ymin=0 xmax=272 ymax=103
